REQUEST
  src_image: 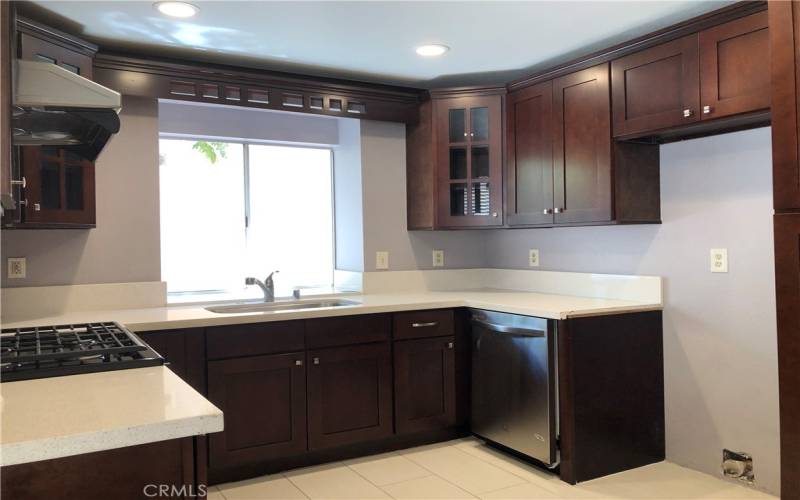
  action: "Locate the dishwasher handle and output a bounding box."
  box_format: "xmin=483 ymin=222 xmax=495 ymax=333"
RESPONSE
xmin=471 ymin=317 xmax=546 ymax=337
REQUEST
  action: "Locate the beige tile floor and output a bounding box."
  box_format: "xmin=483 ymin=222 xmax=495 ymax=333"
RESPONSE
xmin=208 ymin=438 xmax=776 ymax=500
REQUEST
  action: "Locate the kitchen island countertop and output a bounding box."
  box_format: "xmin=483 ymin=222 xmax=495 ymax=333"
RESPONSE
xmin=0 ymin=366 xmax=223 ymax=466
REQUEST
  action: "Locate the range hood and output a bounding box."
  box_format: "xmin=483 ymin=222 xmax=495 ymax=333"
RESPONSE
xmin=12 ymin=59 xmax=122 ymax=161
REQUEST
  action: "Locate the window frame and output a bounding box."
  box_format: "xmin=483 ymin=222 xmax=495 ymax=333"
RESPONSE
xmin=158 ymin=133 xmax=337 ymax=299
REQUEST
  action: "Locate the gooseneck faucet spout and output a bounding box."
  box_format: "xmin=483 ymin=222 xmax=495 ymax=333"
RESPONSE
xmin=245 ymin=270 xmax=279 ymax=302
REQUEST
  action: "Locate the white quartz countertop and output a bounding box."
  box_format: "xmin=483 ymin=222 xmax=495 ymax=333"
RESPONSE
xmin=0 ymin=366 xmax=224 ymax=466
xmin=1 ymin=289 xmax=663 ymax=333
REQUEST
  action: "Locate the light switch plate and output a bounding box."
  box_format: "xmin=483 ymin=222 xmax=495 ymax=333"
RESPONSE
xmin=432 ymin=250 xmax=444 ymax=267
xmin=7 ymin=257 xmax=26 ymax=279
xmin=710 ymin=248 xmax=728 ymax=273
xmin=375 ymin=251 xmax=389 ymax=270
xmin=529 ymin=249 xmax=540 ymax=267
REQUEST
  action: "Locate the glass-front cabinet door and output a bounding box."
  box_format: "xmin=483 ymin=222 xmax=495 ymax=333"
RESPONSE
xmin=435 ymin=95 xmax=503 ymax=227
xmin=21 ymin=146 xmax=96 ymax=227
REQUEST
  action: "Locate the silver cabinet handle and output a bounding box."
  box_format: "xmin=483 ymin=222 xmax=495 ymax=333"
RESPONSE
xmin=683 ymin=109 xmax=693 ymax=118
xmin=492 ymin=212 xmax=498 ymax=217
xmin=447 ymin=342 xmax=454 ymax=349
xmin=703 ymin=105 xmax=712 ymax=114
xmin=313 ymin=357 xmax=320 ymax=365
xmin=10 ymin=177 xmax=25 ymax=188
xmin=33 ymin=203 xmax=41 ymax=212
xmin=470 ymin=132 xmax=474 ymax=137
xmin=412 ymin=322 xmax=438 ymax=328
xmin=543 ymin=208 xmax=553 ymax=215
xmin=554 ymin=207 xmax=564 ymax=214
xmin=295 ymin=360 xmax=303 ymax=366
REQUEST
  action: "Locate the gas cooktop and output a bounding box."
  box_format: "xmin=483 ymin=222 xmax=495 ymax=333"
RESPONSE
xmin=0 ymin=322 xmax=164 ymax=382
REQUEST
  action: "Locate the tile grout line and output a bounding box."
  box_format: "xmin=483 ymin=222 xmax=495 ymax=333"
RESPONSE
xmin=342 ymin=458 xmax=402 ymax=499
xmin=343 ymin=451 xmax=435 ymax=488
xmin=451 ymin=441 xmax=558 ymax=488
xmin=281 ymin=472 xmax=313 ymax=500
xmin=393 ymin=445 xmax=484 ymax=499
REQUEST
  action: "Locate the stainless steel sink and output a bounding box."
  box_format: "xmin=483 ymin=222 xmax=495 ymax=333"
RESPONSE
xmin=205 ymin=299 xmax=360 ymax=314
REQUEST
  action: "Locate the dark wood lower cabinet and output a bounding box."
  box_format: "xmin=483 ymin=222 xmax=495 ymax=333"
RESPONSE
xmin=773 ymin=214 xmax=800 ymax=499
xmin=394 ymin=336 xmax=456 ymax=434
xmin=0 ymin=438 xmax=202 ymax=500
xmin=307 ymin=342 xmax=393 ymax=450
xmin=207 ymin=352 xmax=307 ymax=470
xmin=557 ymin=311 xmax=665 ymax=484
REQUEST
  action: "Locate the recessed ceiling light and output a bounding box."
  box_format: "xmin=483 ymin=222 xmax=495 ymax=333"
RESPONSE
xmin=415 ymin=44 xmax=449 ymax=57
xmin=154 ymin=1 xmax=199 ymax=18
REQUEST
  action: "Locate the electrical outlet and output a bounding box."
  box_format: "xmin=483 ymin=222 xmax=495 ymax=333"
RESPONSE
xmin=375 ymin=251 xmax=389 ymax=270
xmin=710 ymin=248 xmax=728 ymax=273
xmin=7 ymin=257 xmax=26 ymax=279
xmin=529 ymin=249 xmax=540 ymax=267
xmin=432 ymin=250 xmax=444 ymax=267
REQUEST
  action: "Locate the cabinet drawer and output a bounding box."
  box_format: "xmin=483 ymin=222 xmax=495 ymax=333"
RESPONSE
xmin=206 ymin=321 xmax=305 ymax=360
xmin=305 ymin=314 xmax=390 ymax=349
xmin=393 ymin=309 xmax=454 ymax=340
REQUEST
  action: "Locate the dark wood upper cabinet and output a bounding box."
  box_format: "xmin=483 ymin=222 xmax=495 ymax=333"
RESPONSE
xmin=4 ymin=19 xmax=98 ymax=229
xmin=506 ymin=81 xmax=554 ymax=226
xmin=552 ymin=64 xmax=613 ymax=225
xmin=306 ymin=342 xmax=393 ymax=450
xmin=508 ymin=64 xmax=660 ymax=227
xmin=435 ymin=94 xmax=503 ymax=228
xmin=394 ymin=336 xmax=456 ymax=435
xmin=699 ymin=11 xmax=770 ymax=121
xmin=407 ymin=87 xmax=505 ymax=230
xmin=611 ymin=35 xmax=700 ymax=138
xmin=770 ymin=0 xmax=800 ymax=211
xmin=207 ymin=352 xmax=308 ymax=470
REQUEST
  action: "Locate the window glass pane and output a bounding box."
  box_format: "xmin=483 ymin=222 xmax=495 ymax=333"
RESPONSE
xmin=159 ymin=139 xmax=245 ymax=293
xmin=448 ymin=109 xmax=466 ymax=143
xmin=246 ymin=145 xmax=333 ymax=292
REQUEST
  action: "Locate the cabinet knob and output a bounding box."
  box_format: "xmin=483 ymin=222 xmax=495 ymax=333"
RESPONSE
xmin=463 ymin=132 xmax=467 ymax=137
xmin=313 ymin=357 xmax=320 ymax=365
xmin=33 ymin=203 xmax=41 ymax=212
xmin=554 ymin=207 xmax=564 ymax=214
xmin=543 ymin=208 xmax=553 ymax=215
xmin=492 ymin=212 xmax=498 ymax=217
xmin=470 ymin=132 xmax=474 ymax=137
xmin=295 ymin=360 xmax=303 ymax=366
xmin=703 ymin=105 xmax=712 ymax=115
xmin=447 ymin=342 xmax=454 ymax=349
xmin=683 ymin=109 xmax=693 ymax=118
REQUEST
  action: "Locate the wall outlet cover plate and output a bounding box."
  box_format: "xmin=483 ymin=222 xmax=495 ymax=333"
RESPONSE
xmin=432 ymin=250 xmax=444 ymax=267
xmin=710 ymin=248 xmax=728 ymax=273
xmin=375 ymin=251 xmax=389 ymax=270
xmin=7 ymin=257 xmax=26 ymax=279
xmin=529 ymin=249 xmax=540 ymax=267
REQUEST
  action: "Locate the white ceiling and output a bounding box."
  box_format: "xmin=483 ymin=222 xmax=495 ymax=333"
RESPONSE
xmin=29 ymin=1 xmax=732 ymax=88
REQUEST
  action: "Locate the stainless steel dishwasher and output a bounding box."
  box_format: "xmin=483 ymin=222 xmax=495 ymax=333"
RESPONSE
xmin=470 ymin=309 xmax=557 ymax=467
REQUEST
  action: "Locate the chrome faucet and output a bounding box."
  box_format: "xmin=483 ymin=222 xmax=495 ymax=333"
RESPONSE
xmin=245 ymin=270 xmax=278 ymax=302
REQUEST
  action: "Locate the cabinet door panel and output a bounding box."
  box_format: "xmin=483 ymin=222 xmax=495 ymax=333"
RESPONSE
xmin=699 ymin=11 xmax=769 ymax=120
xmin=208 ymin=352 xmax=307 ymax=469
xmin=553 ymin=64 xmax=612 ymax=224
xmin=506 ymin=81 xmax=554 ymax=226
xmin=773 ymin=214 xmax=800 ymax=499
xmin=307 ymin=343 xmax=392 ymax=450
xmin=770 ymin=1 xmax=800 ymax=210
xmin=395 ymin=336 xmax=456 ymax=434
xmin=611 ymin=34 xmax=699 ymax=137
xmin=435 ymin=96 xmax=503 ymax=228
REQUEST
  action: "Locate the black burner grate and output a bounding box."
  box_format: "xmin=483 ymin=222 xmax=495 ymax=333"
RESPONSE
xmin=0 ymin=322 xmax=164 ymax=382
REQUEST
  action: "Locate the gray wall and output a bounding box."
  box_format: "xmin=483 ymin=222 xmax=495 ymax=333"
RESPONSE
xmin=486 ymin=127 xmax=780 ymax=494
xmin=1 ymin=96 xmax=161 ymax=288
xmin=333 ymin=118 xmax=364 ymax=271
xmin=360 ymin=120 xmax=486 ymax=271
